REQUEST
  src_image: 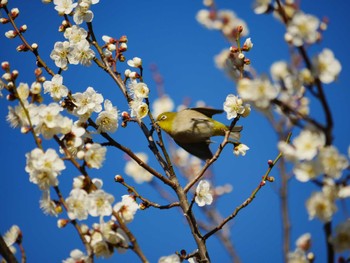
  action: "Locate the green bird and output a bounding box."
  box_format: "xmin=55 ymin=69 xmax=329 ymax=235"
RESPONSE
xmin=156 ymin=108 xmax=242 ymax=160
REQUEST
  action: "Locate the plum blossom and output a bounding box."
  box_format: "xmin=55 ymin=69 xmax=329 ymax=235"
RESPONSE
xmin=25 ymin=148 xmax=65 ymax=190
xmin=84 ymin=143 xmax=106 ymax=169
xmin=124 ymin=152 xmax=153 ymax=184
xmin=223 ymin=94 xmax=247 ymax=119
xmin=233 ymin=143 xmax=250 ymax=156
xmin=286 ymin=11 xmax=320 ymax=46
xmin=88 ymin=189 xmax=114 ymax=217
xmin=113 ymin=195 xmax=139 ymax=223
xmin=318 ymin=145 xmax=348 ymax=179
xmin=195 ymin=180 xmax=213 ymax=207
xmin=72 ymin=87 xmax=103 ymax=118
xmin=96 ymin=99 xmax=119 ymax=133
xmin=152 ymin=95 xmax=174 ymax=118
xmin=237 ymin=77 xmax=279 ymax=108
xmin=62 ymin=249 xmax=89 ymax=263
xmin=253 ymin=0 xmax=272 ymax=14
xmin=66 ymin=188 xmax=89 ymax=220
xmin=43 ymin=74 xmax=68 ymax=101
xmin=2 ymin=225 xmax=21 ymax=254
xmin=312 ymin=48 xmax=341 ymax=84
xmin=68 ymin=40 xmax=95 ymax=66
xmin=278 ymin=129 xmax=325 ymax=162
xmin=50 ymin=41 xmax=73 ymax=69
xmin=306 ymin=191 xmax=336 ymax=222
xmin=127 ymin=57 xmax=142 ymax=68
xmin=129 ymin=82 xmax=149 ymax=99
xmin=90 ymin=232 xmax=112 ymax=258
xmin=130 ymin=100 xmax=149 ymax=119
xmin=40 ymin=190 xmax=59 ymax=217
xmin=158 ymin=254 xmax=181 ymax=263
xmin=293 ymin=160 xmax=322 ymax=182
xmin=331 ymin=220 xmax=350 ymax=252
xmin=63 ymin=25 xmax=88 ymax=45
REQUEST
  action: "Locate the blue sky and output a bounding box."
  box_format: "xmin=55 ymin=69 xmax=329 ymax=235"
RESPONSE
xmin=1 ymin=0 xmax=350 ymax=262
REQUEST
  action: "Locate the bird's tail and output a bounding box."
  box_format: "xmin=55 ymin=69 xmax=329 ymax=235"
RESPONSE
xmin=228 ymin=126 xmax=243 ymax=141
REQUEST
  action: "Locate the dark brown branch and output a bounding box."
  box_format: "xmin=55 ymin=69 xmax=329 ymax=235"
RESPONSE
xmin=0 ymin=235 xmax=18 ymax=263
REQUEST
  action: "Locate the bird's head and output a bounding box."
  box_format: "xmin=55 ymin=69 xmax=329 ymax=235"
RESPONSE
xmin=156 ymin=112 xmax=176 ymax=134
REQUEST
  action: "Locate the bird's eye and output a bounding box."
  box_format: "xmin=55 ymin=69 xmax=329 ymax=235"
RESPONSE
xmin=160 ymin=115 xmax=167 ymax=121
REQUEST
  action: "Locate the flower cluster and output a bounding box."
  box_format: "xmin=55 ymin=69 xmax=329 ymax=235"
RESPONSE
xmin=196 ymin=8 xmax=249 ymax=41
xmin=50 ymin=23 xmax=95 ymax=69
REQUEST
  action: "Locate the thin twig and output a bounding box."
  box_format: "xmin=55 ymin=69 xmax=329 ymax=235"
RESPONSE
xmin=203 ymin=133 xmax=291 ymax=240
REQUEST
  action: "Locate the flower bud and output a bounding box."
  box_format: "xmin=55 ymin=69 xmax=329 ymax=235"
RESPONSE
xmin=19 ymin=24 xmax=27 ymax=33
xmin=119 ymin=42 xmax=127 ymax=52
xmin=114 ymin=174 xmax=124 ymax=183
xmin=0 ymin=18 xmax=9 ymax=24
xmin=57 ymin=219 xmax=70 ymax=228
xmin=30 ymin=82 xmax=42 ymax=94
xmin=31 ymin=43 xmax=38 ymax=50
xmin=2 ymin=72 xmax=12 ymax=81
xmin=119 ymin=35 xmax=128 ymax=43
xmin=1 ymin=61 xmax=10 ymax=71
xmin=16 ymin=44 xmax=29 ymax=52
xmin=11 ymin=8 xmax=19 ymax=18
xmin=34 ymin=68 xmax=42 ymax=77
xmin=5 ymin=30 xmax=17 ymax=39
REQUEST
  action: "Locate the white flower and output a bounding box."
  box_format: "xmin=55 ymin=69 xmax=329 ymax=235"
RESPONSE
xmin=130 ymin=82 xmax=149 ymax=99
xmin=40 ymin=190 xmax=59 ymax=217
xmin=54 ymin=0 xmax=77 ymax=14
xmin=306 ymin=191 xmax=337 ymax=222
xmin=281 ymin=129 xmax=325 ymax=161
xmin=270 ymin=61 xmax=290 ymax=81
xmin=113 ymin=195 xmax=139 ymax=223
xmin=3 ymin=225 xmax=21 ymax=254
xmin=7 ymin=101 xmax=38 ymax=129
xmin=243 ymin=38 xmax=253 ymax=50
xmin=88 ymin=189 xmax=114 ymax=217
xmin=293 ymin=160 xmax=321 ymax=182
xmin=223 ymin=94 xmax=246 ymax=120
xmin=312 ymin=48 xmax=341 ymax=84
xmin=43 ymin=74 xmax=68 ymax=101
xmin=286 ymin=11 xmax=320 ymax=46
xmin=73 ymin=1 xmax=94 ymax=25
xmin=34 ymin=103 xmax=72 ymax=139
xmin=84 ymin=143 xmax=106 ymax=169
xmin=237 ymin=77 xmax=279 ymax=108
xmin=66 ymin=188 xmax=89 ymax=220
xmin=152 ymin=95 xmax=175 ymax=118
xmin=62 ymin=249 xmax=88 ymax=263
xmin=331 ymin=220 xmax=350 ymax=252
xmin=296 ymin=233 xmax=311 ymax=251
xmin=130 ymin=100 xmax=149 ymax=119
xmin=338 ymin=185 xmax=350 ymax=199
xmin=253 ymin=0 xmax=272 ymax=14
xmin=96 ymin=99 xmax=119 ymax=133
xmin=287 ymin=249 xmax=308 ymax=263
xmin=158 ymin=254 xmax=181 ymax=263
xmin=233 ymin=143 xmax=250 ymax=156
xmin=16 ymin=82 xmax=30 ymax=101
xmin=64 ymin=25 xmax=88 ymax=45
xmin=72 ymin=87 xmax=103 ymax=117
xmin=124 ymin=152 xmax=153 ymax=184
xmin=25 ymin=148 xmax=65 ymax=190
xmin=90 ymin=232 xmax=113 ymax=258
xmin=195 ymin=180 xmax=213 ymax=207
xmin=127 ymin=57 xmax=142 ymax=68
xmin=318 ymin=145 xmax=348 ymax=179
xmin=99 ymin=220 xmax=129 ymax=251
xmin=68 ymin=40 xmax=95 ymax=66
xmin=50 ymin=41 xmax=73 ymax=69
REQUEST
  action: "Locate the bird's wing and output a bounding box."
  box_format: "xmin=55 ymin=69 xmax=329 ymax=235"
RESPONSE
xmin=189 ymin=107 xmax=224 ymax=118
xmin=174 ymin=140 xmax=213 ymax=160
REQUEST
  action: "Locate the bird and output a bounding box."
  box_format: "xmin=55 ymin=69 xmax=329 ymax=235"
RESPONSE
xmin=156 ymin=107 xmax=242 ymax=160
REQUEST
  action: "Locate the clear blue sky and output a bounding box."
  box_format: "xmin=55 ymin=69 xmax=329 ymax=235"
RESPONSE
xmin=1 ymin=1 xmax=350 ymax=262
